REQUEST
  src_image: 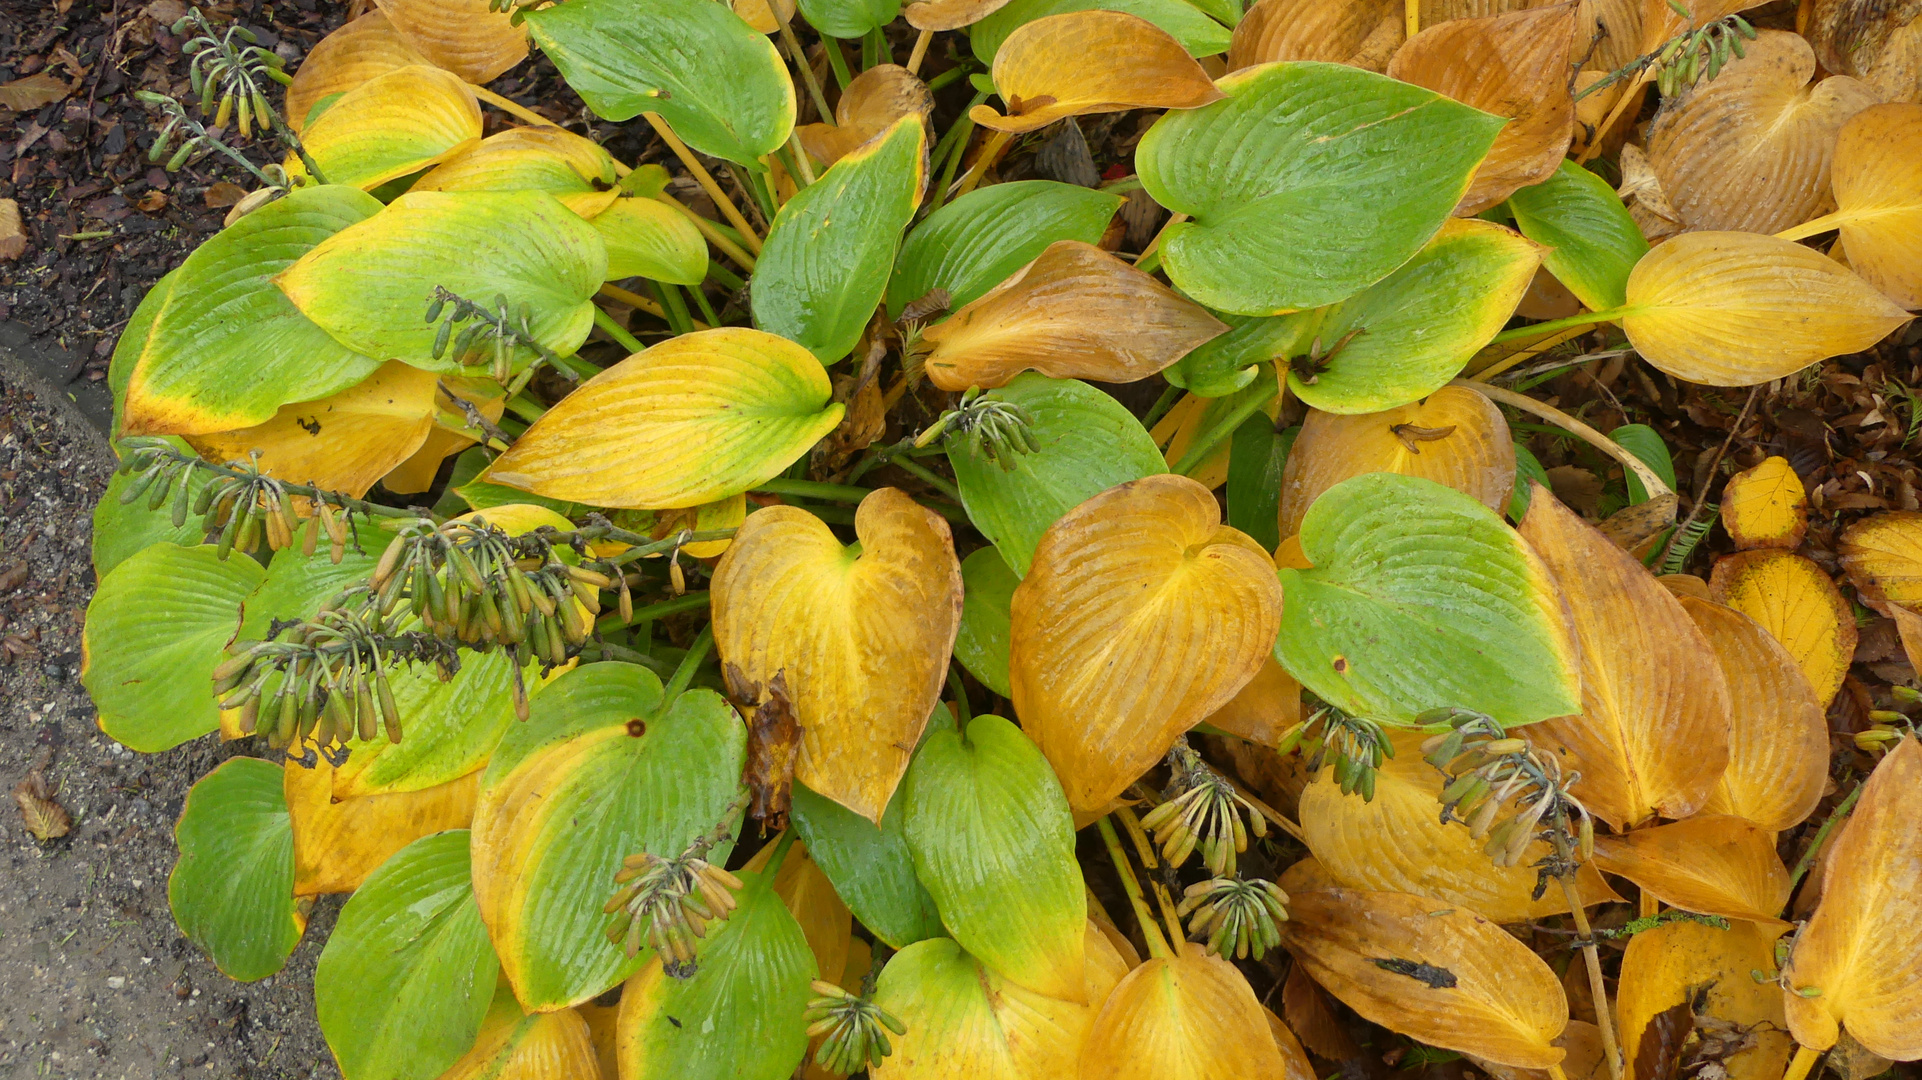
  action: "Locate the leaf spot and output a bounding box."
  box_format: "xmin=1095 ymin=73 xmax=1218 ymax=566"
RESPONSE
xmin=1371 ymin=957 xmax=1458 ymax=988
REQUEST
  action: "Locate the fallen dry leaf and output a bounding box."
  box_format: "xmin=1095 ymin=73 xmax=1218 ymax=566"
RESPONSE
xmin=732 ymin=667 xmax=801 ymax=832
xmin=0 ymin=72 xmax=71 ymax=112
xmin=13 ymin=769 xmax=70 ymax=842
xmin=1228 ymin=0 xmax=1403 ymax=71
xmin=969 ymin=10 xmax=1224 ymax=134
xmin=1593 ymin=815 xmax=1791 ymax=927
xmin=0 ymin=199 xmax=25 ymax=262
xmin=1709 ymin=548 xmax=1856 ymax=709
xmin=1720 ymin=456 xmax=1809 ymax=551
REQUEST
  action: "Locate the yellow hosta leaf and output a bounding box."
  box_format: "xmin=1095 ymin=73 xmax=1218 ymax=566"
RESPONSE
xmin=384 ymin=378 xmax=504 ymax=495
xmin=1840 ymin=511 xmax=1922 ymax=617
xmin=969 ymin=11 xmax=1224 ymax=134
xmin=482 ymin=327 xmax=845 ymax=510
xmin=1202 ymin=655 xmax=1301 ymax=749
xmin=442 ymin=988 xmax=600 ymax=1080
xmin=1080 ymin=943 xmax=1287 ymax=1080
xmin=1782 ymin=736 xmax=1922 ymax=1058
xmin=413 ymin=126 xmax=620 ymax=207
xmin=1386 ymin=4 xmax=1579 ymax=215
xmin=796 ymin=64 xmax=934 ymax=168
xmin=1618 ymin=920 xmax=1792 ymax=1080
xmin=285 ymin=12 xmax=428 ymax=133
xmin=743 ymin=840 xmax=853 ymax=995
xmin=730 ymin=0 xmax=796 ymax=32
xmin=1682 ymin=596 xmax=1829 ymax=832
xmin=1709 ymin=548 xmax=1856 ymax=709
xmin=1299 ymin=731 xmax=1623 ymax=923
xmin=1278 ymin=385 xmax=1514 ymax=540
xmin=1228 ymin=0 xmax=1402 ymax=71
xmin=186 ymin=360 xmax=439 ymax=498
xmin=1720 ymin=455 xmax=1809 ymax=551
xmin=712 ymin=488 xmax=962 ymax=823
xmin=284 ymin=750 xmax=478 ymax=896
xmin=1520 ymin=489 xmax=1730 ymax=829
xmin=1009 ymin=474 xmax=1283 ymax=813
xmin=1593 ymin=815 xmax=1791 ymax=927
xmin=1283 ymin=887 xmax=1569 ymax=1069
xmin=920 ymin=240 xmax=1227 ymax=392
xmin=289 ymin=65 xmax=482 ymax=191
xmin=1263 ymin=1006 xmax=1318 ymax=1080
xmin=1647 ymin=31 xmax=1878 ymax=234
xmin=1618 ymin=231 xmax=1912 ymax=387
xmin=904 ymin=0 xmax=1014 ymax=30
xmin=1821 ymin=103 xmax=1922 ymax=309
xmin=1475 ymin=1023 xmax=1611 ymax=1080
xmin=375 ymin=0 xmax=530 ymax=83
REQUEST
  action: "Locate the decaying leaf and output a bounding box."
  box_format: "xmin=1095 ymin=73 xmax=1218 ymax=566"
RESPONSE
xmin=1709 ymin=548 xmax=1857 ymax=709
xmin=1282 ymin=963 xmax=1362 ymax=1061
xmin=732 ymin=668 xmax=802 ymax=832
xmin=1080 ymin=943 xmax=1289 ymax=1080
xmin=284 ymin=12 xmax=429 ymax=132
xmin=0 ymin=72 xmax=72 ymax=112
xmin=795 ymin=65 xmax=934 ymax=168
xmin=1227 ymin=0 xmax=1403 ymax=71
xmin=970 ymin=11 xmax=1224 ymax=134
xmin=1618 ymin=919 xmax=1793 ymax=1080
xmin=13 ymin=769 xmax=70 ymax=842
xmin=1720 ymin=456 xmax=1809 ymax=551
xmin=1810 ymin=103 xmax=1922 ymax=310
xmin=1840 ymin=511 xmax=1922 ymax=615
xmin=1802 ymin=0 xmax=1922 ymax=81
xmin=1593 ymin=815 xmax=1791 ymax=926
xmin=374 ymin=0 xmax=530 ymax=83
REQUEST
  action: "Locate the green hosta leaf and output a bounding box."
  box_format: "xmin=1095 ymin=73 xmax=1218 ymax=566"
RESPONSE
xmin=316 ymin=831 xmax=498 ymax=1080
xmin=789 ymin=780 xmax=943 ymax=950
xmin=1610 ymin=423 xmax=1675 ymax=506
xmin=1509 ymin=441 xmax=1550 ymax=523
xmin=948 ymin=373 xmax=1166 ymax=576
xmin=1282 ymin=219 xmax=1543 ymax=413
xmin=472 ymin=663 xmax=746 ymax=1011
xmin=871 ymin=936 xmax=1094 ymax=1074
xmin=753 ymin=116 xmax=926 ymax=365
xmin=523 ymin=0 xmax=796 ymax=167
xmin=120 ymin=186 xmax=384 ymax=437
xmin=955 ymin=546 xmax=1018 ymax=699
xmin=328 ymin=646 xmax=546 ymax=797
xmin=168 ymin=757 xmax=301 ymax=981
xmin=277 ymin=190 xmax=606 ymax=374
xmin=92 ymin=438 xmax=213 ymax=577
xmin=887 ymin=180 xmax=1123 ymax=318
xmin=595 ymin=196 xmax=708 ymax=285
xmin=615 ymin=865 xmax=814 ymax=1080
xmin=1227 ymin=417 xmax=1294 ymax=552
xmin=901 ymin=713 xmax=1086 ymax=1000
xmin=110 ymin=269 xmax=174 ymax=425
xmin=238 ymin=545 xmax=383 ymax=640
xmin=1275 ymin=472 xmax=1582 ymax=726
xmin=1507 ymin=159 xmax=1648 ymax=312
xmin=1165 ymin=314 xmax=1303 ymax=398
xmin=971 ymin=0 xmax=1232 ymax=62
xmin=83 ymin=543 xmax=264 ymax=752
xmin=1136 ymin=61 xmax=1504 ymax=316
xmin=799 ymin=0 xmax=902 ymax=39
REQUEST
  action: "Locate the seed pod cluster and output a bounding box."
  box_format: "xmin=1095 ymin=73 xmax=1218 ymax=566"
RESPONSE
xmin=1177 ymin=876 xmax=1290 ymax=961
xmin=425 ymin=287 xmax=543 ymax=383
xmin=1423 ymin=714 xmax=1595 ymax=871
xmin=1279 ymin=707 xmax=1394 ymax=801
xmin=804 ymin=982 xmax=907 ymax=1076
xmin=115 ymin=439 xmax=346 ymax=562
xmin=915 ymin=386 xmax=1040 ymax=470
xmin=603 ymin=852 xmax=745 ymax=976
xmin=1652 ymin=9 xmax=1757 ymax=97
xmin=213 ymin=605 xmax=409 ymax=750
xmin=1140 ymin=743 xmax=1267 ymax=879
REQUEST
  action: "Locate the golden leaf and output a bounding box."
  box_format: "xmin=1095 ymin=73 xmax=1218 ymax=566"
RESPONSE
xmin=1709 ymin=548 xmax=1856 ymax=709
xmin=1781 ymin=736 xmax=1922 ymax=1058
xmin=795 ymin=65 xmax=934 ymax=168
xmin=12 ymin=770 xmax=70 ymax=842
xmin=1202 ymin=655 xmax=1301 ymax=749
xmin=1647 ymin=31 xmax=1878 ymax=234
xmin=1617 ymin=919 xmax=1793 ymax=1080
xmin=1009 ymin=474 xmax=1283 ymax=813
xmin=711 ymin=488 xmax=962 ymax=823
xmin=1816 ymin=103 xmax=1922 ymax=310
xmin=1080 ymin=943 xmax=1288 ymax=1080
xmin=374 ymin=0 xmax=529 ymax=83
xmin=412 ymin=126 xmax=620 ymax=206
xmin=1283 ymin=887 xmax=1569 ymax=1069
xmin=287 ymin=64 xmax=483 ymax=191
xmin=1386 ymin=4 xmax=1580 ymax=214
xmin=186 ymin=360 xmax=440 ymax=498
xmin=1681 ymin=596 xmax=1828 ymax=832
xmin=284 ymin=749 xmax=478 ymax=896
xmin=1720 ymin=456 xmax=1809 ymax=551
xmin=731 ymin=0 xmax=797 ymax=33
xmin=1475 ymin=1023 xmax=1611 ymax=1080
xmin=1839 ymin=511 xmax=1922 ymax=616
xmin=442 ymin=988 xmax=600 ymax=1080
xmin=920 ymin=240 xmax=1227 ymax=391
xmin=969 ymin=11 xmax=1224 ymax=134
xmin=1278 ymin=386 xmax=1514 ymax=540
xmin=1227 ymin=0 xmax=1403 ymax=71
xmin=1520 ymin=489 xmax=1731 ymax=829
xmin=284 ymin=13 xmax=428 ymax=134
xmin=1263 ymin=1006 xmax=1319 ymax=1080
xmin=1299 ymin=731 xmax=1623 ymax=923
xmin=1593 ymin=815 xmax=1791 ymax=927
xmin=1618 ymin=231 xmax=1913 ymax=387
xmin=905 ymin=0 xmax=1015 ymax=32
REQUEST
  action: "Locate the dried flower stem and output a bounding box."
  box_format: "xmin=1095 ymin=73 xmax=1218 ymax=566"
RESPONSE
xmin=1096 ymin=816 xmax=1173 ymax=960
xmin=643 ymin=112 xmax=764 ymax=253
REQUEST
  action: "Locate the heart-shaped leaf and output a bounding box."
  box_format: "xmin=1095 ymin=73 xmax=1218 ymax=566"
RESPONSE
xmin=285 ymin=751 xmax=478 ymax=896
xmin=971 ymin=11 xmax=1223 ymax=133
xmin=481 ymin=328 xmax=845 ymax=509
xmin=412 ymin=125 xmax=620 ymax=203
xmin=1618 ymin=920 xmax=1793 ymax=1080
xmin=1507 ymin=159 xmax=1649 ymax=312
xmin=314 ymin=830 xmax=499 ymax=1080
xmin=522 ymin=0 xmax=796 ymax=166
xmin=955 ymin=546 xmax=1019 ymax=697
xmin=168 ymin=757 xmax=303 ymax=981
xmin=753 ymin=115 xmax=926 ymax=365
xmin=900 ymin=714 xmax=1086 ymax=1000
xmin=1276 ymin=473 xmax=1580 ymax=727
xmin=470 ymin=663 xmax=746 ymax=1010
xmin=948 ymin=373 xmax=1168 ymax=576
xmin=120 ymin=185 xmax=383 ymax=437
xmin=796 ymin=64 xmax=932 ymax=169
xmin=1720 ymin=455 xmax=1810 ymax=551
xmin=285 ymin=13 xmax=429 ymax=133
xmin=290 ymin=64 xmax=482 ymax=190
xmin=1227 ymin=0 xmax=1402 ymax=71
xmin=790 ymin=781 xmax=943 ymax=950
xmin=1283 ymin=888 xmax=1569 ymax=1069
xmin=970 ymin=0 xmax=1233 ymax=62
xmin=1011 ymin=474 xmax=1283 ymax=813
xmin=1079 ymin=944 xmax=1291 ymax=1080
xmin=1709 ymin=548 xmax=1856 ymax=709
xmin=1594 ymin=815 xmax=1791 ymax=927
xmin=374 ymin=0 xmax=529 ymax=83
xmin=1802 ymin=103 xmax=1922 ymax=309
xmin=1136 ymin=60 xmax=1503 ymax=315
xmin=887 ymin=179 xmax=1121 ymax=319
xmin=1520 ymin=488 xmax=1731 ymax=829
xmin=920 ymin=240 xmax=1227 ymax=391
xmin=1278 ymin=385 xmax=1514 ymax=540
xmin=442 ymin=986 xmax=600 ymax=1079
xmin=799 ymin=0 xmax=903 ymax=40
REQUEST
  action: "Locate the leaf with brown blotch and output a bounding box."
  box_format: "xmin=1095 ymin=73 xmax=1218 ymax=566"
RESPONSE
xmin=1646 ymin=32 xmax=1878 ymax=235
xmin=904 ymin=0 xmax=1015 ymax=31
xmin=1009 ymin=474 xmax=1283 ymax=814
xmin=13 ymin=769 xmax=70 ymax=841
xmin=1632 ymin=1000 xmax=1694 ymax=1080
xmin=283 ymin=748 xmax=478 ymax=896
xmin=1813 ymin=104 xmax=1922 ymax=311
xmin=1782 ymin=736 xmax=1922 ymax=1058
xmin=284 ymin=13 xmax=429 ymax=133
xmin=1519 ymin=489 xmax=1732 ymax=830
xmin=1386 ymin=4 xmax=1580 ymax=215
xmin=1299 ymin=731 xmax=1624 ymax=924
xmin=795 ymin=65 xmax=934 ymax=168
xmin=1708 ymin=549 xmax=1856 ymax=710
xmin=1592 ymin=815 xmax=1791 ymax=927
xmin=1282 ymin=963 xmax=1362 ymax=1062
xmin=1227 ymin=0 xmax=1403 ymax=72
xmin=1802 ymin=0 xmax=1922 ymax=79
xmin=919 ymin=240 xmax=1228 ymax=392
xmin=1282 ymin=887 xmax=1570 ymax=1069
xmin=1202 ymin=655 xmax=1301 ymax=749
xmin=374 ymin=0 xmax=529 ymax=83
xmin=1078 ymin=943 xmax=1290 ymax=1080
xmin=968 ymin=11 xmax=1224 ymax=134
xmin=1618 ymin=919 xmax=1793 ymax=1080
xmin=1720 ymin=456 xmax=1809 ymax=551
xmin=732 ymin=667 xmax=802 ymax=832
xmin=1278 ymin=385 xmax=1515 ymax=540
xmin=711 ymin=488 xmax=962 ymax=824
xmin=1681 ymin=596 xmax=1829 ymax=832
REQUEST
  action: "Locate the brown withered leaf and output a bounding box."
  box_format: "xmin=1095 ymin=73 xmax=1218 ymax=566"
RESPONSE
xmin=731 ymin=665 xmax=802 ymax=832
xmin=1596 ymin=493 xmax=1680 ymax=554
xmin=1632 ymin=999 xmax=1695 ymax=1080
xmin=1227 ymin=0 xmax=1402 ymax=72
xmin=1282 ymin=962 xmax=1363 ymax=1061
xmin=795 ymin=65 xmax=934 ymax=169
xmin=1803 ymin=0 xmax=1922 ymax=78
xmin=0 ymin=73 xmax=71 ymax=112
xmin=968 ymin=10 xmax=1224 ymax=134
xmin=904 ymin=0 xmax=1014 ymax=30
xmin=13 ymin=770 xmax=71 ymax=842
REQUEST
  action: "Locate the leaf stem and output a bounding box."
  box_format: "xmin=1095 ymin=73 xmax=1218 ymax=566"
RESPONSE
xmin=952 ymin=130 xmax=1010 ymax=199
xmin=595 ymin=591 xmax=713 ymax=633
xmin=923 ymin=90 xmax=991 ymax=217
xmin=1789 ymin=780 xmax=1865 ymax=889
xmin=662 ymin=623 xmax=714 ymax=708
xmin=755 ymin=478 xmax=874 ymax=502
xmin=467 ymin=83 xmax=557 ymax=128
xmin=906 ymin=28 xmax=934 ymax=75
xmin=1453 ymin=380 xmax=1674 ymax=499
xmin=1467 ymin=326 xmax=1593 ymax=383
xmin=1141 ymin=383 xmax=1184 ymax=431
xmin=889 ymin=457 xmax=964 ymax=504
xmin=658 ymin=192 xmax=759 ymax=272
xmin=863 ymin=26 xmax=887 ymax=68
xmin=777 ymin=12 xmax=837 ymax=128
xmin=1489 ymin=308 xmax=1629 ymax=345
xmin=600 ymin=282 xmax=709 ymax=331
xmin=1780 ymin=1045 xmax=1822 ymax=1080
xmin=643 ymin=112 xmax=765 ymax=254
xmin=1113 ymin=803 xmax=1186 ymax=940
xmin=592 ymin=304 xmax=646 ymax=354
xmin=1172 ymin=369 xmax=1278 ymax=478
xmin=947 ymin=668 xmax=970 ymax=726
xmin=823 ymin=36 xmax=854 ymax=90
xmin=1404 ymin=0 xmax=1419 ymax=38
xmin=1559 ymin=871 xmax=1624 ymax=1080
xmin=1096 ymin=816 xmax=1173 ymax=960
xmin=1776 ymin=212 xmax=1845 ymax=243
